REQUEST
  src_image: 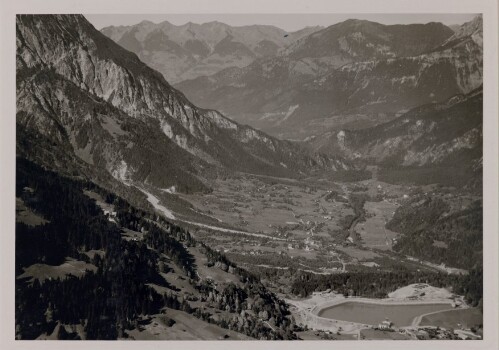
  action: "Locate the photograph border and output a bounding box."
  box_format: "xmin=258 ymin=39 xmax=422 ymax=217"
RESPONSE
xmin=1 ymin=1 xmax=497 ymax=349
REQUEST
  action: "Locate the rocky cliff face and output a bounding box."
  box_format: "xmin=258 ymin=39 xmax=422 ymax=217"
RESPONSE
xmin=175 ymin=16 xmax=482 ymax=140
xmin=16 ymin=15 xmax=349 ymax=193
xmin=101 ymin=20 xmax=322 ymax=83
xmin=443 ymin=14 xmax=482 ymax=44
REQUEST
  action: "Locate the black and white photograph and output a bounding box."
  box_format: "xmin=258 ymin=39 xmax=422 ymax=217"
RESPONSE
xmin=1 ymin=0 xmax=498 ymax=348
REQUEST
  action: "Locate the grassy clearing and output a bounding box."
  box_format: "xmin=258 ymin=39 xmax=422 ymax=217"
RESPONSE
xmin=17 ymin=258 xmax=97 ymax=283
xmin=336 ymin=246 xmax=380 ymax=261
xmin=36 ymin=322 xmax=86 ymax=340
xmin=121 ymin=227 xmax=143 ymax=242
xmin=16 ymin=197 xmax=49 ymax=226
xmin=356 ymin=201 xmax=399 ymax=250
xmin=83 ymin=190 xmax=114 ymax=213
xmin=159 ymin=262 xmax=198 ymax=295
xmin=189 ymin=247 xmax=240 ymax=284
xmin=81 ymin=249 xmax=105 ymax=260
xmin=126 ymin=310 xmax=253 ymax=340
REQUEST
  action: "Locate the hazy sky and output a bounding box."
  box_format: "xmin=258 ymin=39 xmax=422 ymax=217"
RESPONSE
xmin=85 ymin=14 xmax=478 ymax=32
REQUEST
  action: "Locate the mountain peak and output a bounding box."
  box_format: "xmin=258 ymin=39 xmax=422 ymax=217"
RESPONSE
xmin=284 ymin=16 xmax=453 ymax=61
xmin=138 ymin=19 xmax=154 ymax=26
xmin=98 ymin=18 xmax=322 ymax=83
xmin=442 ymin=14 xmax=482 ymax=47
xmin=337 ymin=18 xmax=382 ymax=30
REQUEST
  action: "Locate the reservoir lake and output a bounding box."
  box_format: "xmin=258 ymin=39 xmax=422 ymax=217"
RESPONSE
xmin=317 ymin=301 xmax=454 ymax=326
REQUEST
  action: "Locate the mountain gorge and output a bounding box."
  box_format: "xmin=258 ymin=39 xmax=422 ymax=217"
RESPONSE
xmin=16 ymin=14 xmax=348 ymax=196
xmin=175 ymin=16 xmax=482 ymax=140
xmin=101 ymin=21 xmax=322 ymax=83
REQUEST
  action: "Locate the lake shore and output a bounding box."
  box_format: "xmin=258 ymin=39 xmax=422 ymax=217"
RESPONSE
xmin=286 ymin=283 xmax=468 ymax=335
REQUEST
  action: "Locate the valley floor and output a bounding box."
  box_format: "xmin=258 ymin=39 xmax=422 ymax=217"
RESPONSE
xmin=138 ymin=171 xmax=477 ymax=277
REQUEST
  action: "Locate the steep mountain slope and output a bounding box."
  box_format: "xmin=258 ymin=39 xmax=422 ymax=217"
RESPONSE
xmin=101 ymin=20 xmax=322 ymax=83
xmin=176 ymin=17 xmax=481 ymax=140
xmin=308 ymin=87 xmax=483 ymax=187
xmin=387 ymin=194 xmax=482 ymax=270
xmin=15 ymin=158 xmax=298 ymax=340
xmin=441 ymin=14 xmax=483 ymax=46
xmin=16 ymin=14 xmax=348 ymax=195
xmin=309 ymin=88 xmax=482 ymax=166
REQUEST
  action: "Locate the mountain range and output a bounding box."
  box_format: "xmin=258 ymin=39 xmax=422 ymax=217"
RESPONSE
xmin=101 ymin=21 xmax=322 ymax=83
xmin=17 ymin=14 xmax=483 ymax=195
xmin=175 ymin=16 xmax=482 ymax=140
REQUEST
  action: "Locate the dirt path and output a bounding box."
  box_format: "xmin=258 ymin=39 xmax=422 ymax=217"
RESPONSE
xmin=182 ymin=220 xmax=287 ymax=241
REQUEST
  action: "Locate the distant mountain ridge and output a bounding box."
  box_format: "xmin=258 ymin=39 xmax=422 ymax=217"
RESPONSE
xmin=284 ymin=19 xmax=454 ymax=61
xmin=176 ymin=16 xmax=482 ymax=140
xmin=100 ymin=20 xmax=322 ymax=83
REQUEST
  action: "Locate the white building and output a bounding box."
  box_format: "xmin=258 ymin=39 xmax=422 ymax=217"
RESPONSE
xmin=378 ymin=319 xmax=393 ymax=330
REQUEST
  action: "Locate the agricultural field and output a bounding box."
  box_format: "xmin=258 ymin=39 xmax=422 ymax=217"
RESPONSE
xmin=356 ymin=200 xmax=399 ymax=250
xmin=126 ymin=310 xmax=252 ymax=340
xmin=170 ymin=173 xmax=474 ymax=277
xmin=179 ymin=174 xmax=350 ymax=238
